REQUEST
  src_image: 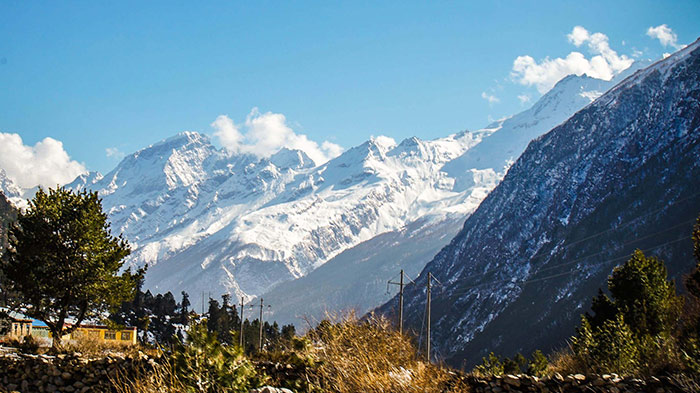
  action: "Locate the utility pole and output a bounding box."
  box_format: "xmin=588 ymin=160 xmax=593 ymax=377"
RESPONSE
xmin=424 ymin=272 xmax=441 ymax=363
xmin=399 ymin=270 xmax=404 ymax=334
xmin=426 ymin=272 xmax=431 ymax=362
xmin=388 ymin=269 xmax=414 ymax=335
xmin=258 ymin=298 xmax=264 ymax=352
xmin=239 ymin=297 xmax=245 ymax=348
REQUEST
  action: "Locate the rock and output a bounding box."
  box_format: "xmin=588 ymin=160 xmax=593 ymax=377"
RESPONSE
xmin=61 ymin=371 xmax=72 ymax=380
xmin=503 ymin=374 xmax=521 ymax=387
xmin=249 ymin=388 xmax=295 ymax=393
xmin=592 ymin=377 xmax=605 ymax=386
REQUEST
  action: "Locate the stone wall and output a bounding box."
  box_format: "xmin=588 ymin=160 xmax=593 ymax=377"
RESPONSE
xmin=467 ymin=373 xmax=697 ymax=393
xmin=2 ymin=351 xmax=699 ymax=393
xmin=0 ymin=351 xmax=154 ymax=393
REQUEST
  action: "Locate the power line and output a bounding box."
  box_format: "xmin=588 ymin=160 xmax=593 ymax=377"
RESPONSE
xmin=498 ymin=218 xmax=695 ymax=279
xmin=446 ymin=235 xmax=691 ymax=298
xmin=392 ymin=194 xmax=698 ymax=293
xmin=525 ymin=191 xmax=700 ymax=262
xmin=451 ymin=215 xmax=697 ymax=285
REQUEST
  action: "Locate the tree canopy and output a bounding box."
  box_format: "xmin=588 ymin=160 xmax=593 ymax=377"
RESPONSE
xmin=0 ymin=187 xmax=140 ymax=348
xmin=573 ymin=249 xmax=684 ymax=374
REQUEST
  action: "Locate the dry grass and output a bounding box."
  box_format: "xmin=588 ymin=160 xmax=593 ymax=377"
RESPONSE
xmin=306 ymin=313 xmax=467 ymax=393
xmin=111 ymin=360 xmax=188 ymax=393
xmin=547 ymin=347 xmax=583 ymax=376
xmin=107 ymin=313 xmax=472 ymax=393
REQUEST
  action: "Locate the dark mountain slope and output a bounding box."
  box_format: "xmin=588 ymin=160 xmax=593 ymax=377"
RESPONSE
xmin=376 ymin=39 xmax=700 ymax=368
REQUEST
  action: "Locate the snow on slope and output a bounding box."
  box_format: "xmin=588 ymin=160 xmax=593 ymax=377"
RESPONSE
xmin=443 ymin=61 xmax=648 ymax=191
xmin=66 ymin=129 xmax=490 ymax=300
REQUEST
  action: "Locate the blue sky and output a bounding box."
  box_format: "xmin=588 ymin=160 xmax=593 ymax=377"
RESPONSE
xmin=1 ymin=1 xmax=699 ymax=184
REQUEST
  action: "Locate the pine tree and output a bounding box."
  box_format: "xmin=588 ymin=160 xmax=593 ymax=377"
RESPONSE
xmin=180 ymin=291 xmax=191 ymax=325
xmin=572 ymin=249 xmax=683 ymax=374
xmin=607 ymin=250 xmax=682 ymax=338
xmin=207 ymin=298 xmax=221 ymax=336
xmin=0 ymin=187 xmax=140 ymax=349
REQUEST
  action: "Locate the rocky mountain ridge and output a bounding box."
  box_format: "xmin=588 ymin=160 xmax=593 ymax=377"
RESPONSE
xmin=375 ymin=39 xmax=700 ymax=367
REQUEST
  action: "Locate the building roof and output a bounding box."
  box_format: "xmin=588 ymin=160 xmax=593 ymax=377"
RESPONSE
xmin=0 ymin=307 xmax=33 ymax=322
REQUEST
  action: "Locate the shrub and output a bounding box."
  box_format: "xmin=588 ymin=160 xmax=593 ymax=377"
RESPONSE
xmin=473 ymin=352 xmax=504 ymax=377
xmin=527 ymin=350 xmax=548 ymax=377
xmin=171 ymin=321 xmax=258 ymax=392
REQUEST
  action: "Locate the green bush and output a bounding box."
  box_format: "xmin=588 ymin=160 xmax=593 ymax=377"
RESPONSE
xmin=473 ymin=352 xmax=504 ymax=377
xmin=527 ymin=350 xmax=548 ymax=377
xmin=171 ymin=321 xmax=258 ymax=392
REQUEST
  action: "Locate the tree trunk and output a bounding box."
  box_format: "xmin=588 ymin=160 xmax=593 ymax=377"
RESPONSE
xmin=50 ymin=323 xmax=63 ymax=351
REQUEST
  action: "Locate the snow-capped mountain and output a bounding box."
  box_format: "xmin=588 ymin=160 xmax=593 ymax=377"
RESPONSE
xmin=66 ymin=129 xmax=490 ymax=300
xmin=258 ymin=68 xmax=647 ymax=327
xmin=0 ymin=170 xmax=28 ymax=209
xmin=5 ymin=48 xmax=650 ymax=318
xmin=376 ymin=39 xmax=700 ymax=367
xmin=50 ymin=59 xmax=646 ymax=317
xmin=443 ymin=62 xmax=648 ymax=190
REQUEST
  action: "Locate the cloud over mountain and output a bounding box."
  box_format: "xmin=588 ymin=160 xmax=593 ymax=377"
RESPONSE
xmin=511 ymin=26 xmax=633 ymax=93
xmin=212 ymin=108 xmax=343 ymax=165
xmin=647 ymin=24 xmax=684 ymax=50
xmin=0 ymin=132 xmax=86 ymax=190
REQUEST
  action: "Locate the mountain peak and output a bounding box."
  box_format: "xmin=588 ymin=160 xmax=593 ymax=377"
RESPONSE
xmin=0 ymin=169 xmax=23 ymax=199
xmin=268 ymin=148 xmax=316 ymax=170
xmin=148 ymin=131 xmax=211 ymax=151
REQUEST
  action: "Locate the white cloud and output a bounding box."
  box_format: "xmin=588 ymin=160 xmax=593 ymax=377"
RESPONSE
xmin=211 ymin=108 xmax=343 ymax=165
xmin=481 ymin=92 xmax=500 ymax=104
xmin=511 ymin=26 xmax=633 ymax=93
xmin=646 ymin=24 xmax=683 ymax=50
xmin=0 ymin=133 xmax=86 ymax=189
xmin=567 ymin=26 xmax=590 ymax=47
xmin=517 ymin=94 xmax=531 ymax=105
xmin=105 ymin=147 xmax=125 ymax=160
xmin=211 ymin=115 xmax=244 ymax=153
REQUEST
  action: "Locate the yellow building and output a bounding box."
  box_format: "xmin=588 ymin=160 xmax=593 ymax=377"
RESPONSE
xmin=49 ymin=324 xmax=138 ymax=345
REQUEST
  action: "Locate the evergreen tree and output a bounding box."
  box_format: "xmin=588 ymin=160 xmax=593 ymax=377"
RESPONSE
xmin=607 ymin=250 xmax=682 ymax=337
xmin=218 ymin=294 xmax=234 ymax=344
xmin=572 ymin=249 xmax=683 ymax=374
xmin=207 ymin=298 xmax=222 ymax=336
xmin=0 ymin=187 xmax=140 ymax=349
xmin=180 ymin=291 xmax=191 ymax=325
